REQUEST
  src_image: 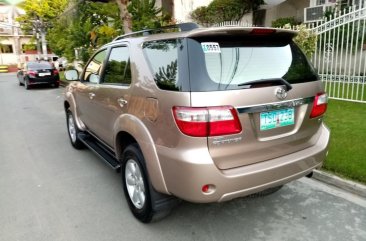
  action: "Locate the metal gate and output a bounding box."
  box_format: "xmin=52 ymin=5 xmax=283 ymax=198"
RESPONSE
xmin=310 ymin=3 xmax=366 ymax=103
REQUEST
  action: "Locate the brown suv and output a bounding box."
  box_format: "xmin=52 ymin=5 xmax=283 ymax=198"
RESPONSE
xmin=64 ymin=23 xmax=330 ymax=223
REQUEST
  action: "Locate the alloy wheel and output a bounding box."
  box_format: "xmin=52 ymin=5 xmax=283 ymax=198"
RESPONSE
xmin=125 ymin=159 xmax=146 ymax=209
xmin=68 ymin=114 xmax=77 ymax=143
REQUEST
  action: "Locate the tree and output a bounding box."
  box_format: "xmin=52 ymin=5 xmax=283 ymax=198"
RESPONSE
xmin=90 ymin=0 xmax=132 ymax=33
xmin=115 ymin=0 xmax=132 ymax=33
xmin=127 ymin=0 xmax=165 ymax=31
xmin=17 ymin=0 xmax=68 ymax=30
xmin=190 ymin=0 xmax=264 ymax=25
xmin=47 ymin=0 xmax=122 ymax=63
xmin=92 ymin=0 xmax=173 ymax=33
xmin=16 ymin=0 xmax=69 ymax=58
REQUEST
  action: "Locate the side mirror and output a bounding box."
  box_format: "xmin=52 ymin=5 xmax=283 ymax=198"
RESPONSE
xmin=64 ymin=69 xmax=79 ymax=81
xmin=89 ymin=73 xmax=100 ymax=84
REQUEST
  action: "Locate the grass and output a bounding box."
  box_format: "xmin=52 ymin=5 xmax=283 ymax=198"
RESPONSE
xmin=324 ymin=99 xmax=366 ymax=184
xmin=59 ymin=70 xmax=66 ymax=81
xmin=325 ymin=82 xmax=366 ymax=102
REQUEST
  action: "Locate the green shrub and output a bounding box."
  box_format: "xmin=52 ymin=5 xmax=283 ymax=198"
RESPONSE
xmin=190 ymin=0 xmax=263 ymax=25
xmin=282 ymin=24 xmax=317 ymax=59
xmin=271 ymin=17 xmax=300 ymax=28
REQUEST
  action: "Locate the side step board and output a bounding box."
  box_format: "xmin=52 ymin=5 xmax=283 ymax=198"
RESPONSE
xmin=78 ymin=133 xmax=121 ymax=172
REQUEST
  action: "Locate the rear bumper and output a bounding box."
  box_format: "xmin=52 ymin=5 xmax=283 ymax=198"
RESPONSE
xmin=157 ymin=123 xmax=330 ymax=203
xmin=28 ymin=77 xmax=59 ymax=85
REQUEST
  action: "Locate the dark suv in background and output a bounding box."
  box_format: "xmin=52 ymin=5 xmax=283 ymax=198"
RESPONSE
xmin=64 ymin=23 xmax=330 ymax=223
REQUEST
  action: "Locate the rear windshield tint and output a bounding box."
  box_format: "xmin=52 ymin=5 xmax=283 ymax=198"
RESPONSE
xmin=27 ymin=62 xmax=53 ymax=70
xmin=142 ymin=37 xmax=318 ymax=92
xmin=188 ymin=38 xmax=318 ymax=91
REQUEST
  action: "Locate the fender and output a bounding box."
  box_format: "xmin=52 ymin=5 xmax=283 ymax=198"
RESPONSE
xmin=65 ymin=85 xmax=86 ymax=131
xmin=113 ymin=114 xmax=169 ymax=194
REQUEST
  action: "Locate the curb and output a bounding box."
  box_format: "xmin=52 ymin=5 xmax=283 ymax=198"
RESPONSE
xmin=312 ymin=169 xmax=366 ymax=198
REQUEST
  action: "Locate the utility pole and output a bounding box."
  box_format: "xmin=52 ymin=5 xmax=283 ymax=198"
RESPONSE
xmin=32 ymin=18 xmax=48 ymax=60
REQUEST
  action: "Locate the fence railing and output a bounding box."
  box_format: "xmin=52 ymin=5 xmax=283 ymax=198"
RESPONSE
xmin=310 ymin=3 xmax=366 ymax=103
xmin=212 ymin=6 xmax=366 ymax=103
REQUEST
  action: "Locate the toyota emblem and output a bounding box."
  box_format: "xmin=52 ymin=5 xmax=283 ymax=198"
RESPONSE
xmin=275 ymin=87 xmax=287 ymax=100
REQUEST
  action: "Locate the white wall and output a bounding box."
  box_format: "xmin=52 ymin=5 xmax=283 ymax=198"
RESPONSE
xmin=264 ymin=0 xmax=309 ymax=26
xmin=240 ymin=13 xmax=253 ymax=26
xmin=173 ymin=0 xmax=213 ymax=22
xmin=0 ymin=36 xmax=35 ymax=65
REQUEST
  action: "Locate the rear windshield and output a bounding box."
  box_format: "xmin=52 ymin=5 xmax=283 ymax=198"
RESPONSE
xmin=142 ymin=37 xmax=318 ymax=92
xmin=27 ymin=62 xmax=53 ymax=70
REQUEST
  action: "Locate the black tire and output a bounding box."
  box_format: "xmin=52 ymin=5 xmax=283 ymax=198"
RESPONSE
xmin=66 ymin=110 xmax=84 ymax=149
xmin=122 ymin=144 xmax=154 ymax=223
xmin=122 ymin=144 xmax=176 ymax=223
xmin=24 ymin=79 xmax=30 ymax=90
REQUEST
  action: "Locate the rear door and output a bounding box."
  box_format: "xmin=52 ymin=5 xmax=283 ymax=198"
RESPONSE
xmin=187 ymin=32 xmax=325 ymax=170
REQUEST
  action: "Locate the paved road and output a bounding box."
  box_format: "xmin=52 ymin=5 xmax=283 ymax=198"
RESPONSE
xmin=1 ymin=73 xmax=366 ymax=241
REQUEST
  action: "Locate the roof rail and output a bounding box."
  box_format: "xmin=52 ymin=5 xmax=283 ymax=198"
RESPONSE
xmin=113 ymin=22 xmax=199 ymax=41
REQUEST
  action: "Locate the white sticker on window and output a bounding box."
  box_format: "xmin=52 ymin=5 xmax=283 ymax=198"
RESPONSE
xmin=201 ymin=42 xmax=221 ymax=53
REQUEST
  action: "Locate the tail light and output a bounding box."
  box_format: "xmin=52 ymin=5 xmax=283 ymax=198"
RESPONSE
xmin=250 ymin=28 xmax=276 ymax=35
xmin=27 ymin=70 xmax=37 ymax=77
xmin=172 ymin=106 xmax=242 ymax=137
xmin=53 ymin=69 xmax=59 ymax=75
xmin=310 ymin=92 xmax=328 ymax=118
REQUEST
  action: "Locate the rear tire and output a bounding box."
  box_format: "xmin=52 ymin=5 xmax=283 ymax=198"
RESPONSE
xmin=66 ymin=110 xmax=84 ymax=149
xmin=122 ymin=144 xmax=174 ymax=223
xmin=24 ymin=79 xmax=30 ymax=90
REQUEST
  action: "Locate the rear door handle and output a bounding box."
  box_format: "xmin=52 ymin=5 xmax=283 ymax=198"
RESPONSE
xmin=117 ymin=98 xmax=128 ymax=107
xmin=89 ymin=92 xmax=95 ymax=99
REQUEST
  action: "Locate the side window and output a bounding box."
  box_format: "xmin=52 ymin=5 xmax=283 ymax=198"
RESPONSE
xmin=83 ymin=50 xmax=107 ymax=83
xmin=142 ymin=39 xmax=181 ymax=91
xmin=103 ymin=46 xmax=131 ymax=85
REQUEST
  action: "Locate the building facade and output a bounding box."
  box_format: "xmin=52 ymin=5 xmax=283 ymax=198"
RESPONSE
xmin=157 ymin=0 xmax=363 ymax=27
xmin=0 ymin=2 xmax=50 ymax=67
xmin=156 ymin=0 xmax=309 ymax=26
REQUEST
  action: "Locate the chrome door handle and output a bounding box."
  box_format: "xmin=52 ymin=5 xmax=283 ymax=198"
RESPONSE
xmin=117 ymin=98 xmax=128 ymax=107
xmin=89 ymin=92 xmax=95 ymax=99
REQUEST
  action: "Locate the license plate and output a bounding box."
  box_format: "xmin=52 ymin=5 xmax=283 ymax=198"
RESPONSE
xmin=260 ymin=108 xmax=294 ymax=131
xmin=38 ymin=72 xmax=51 ymax=77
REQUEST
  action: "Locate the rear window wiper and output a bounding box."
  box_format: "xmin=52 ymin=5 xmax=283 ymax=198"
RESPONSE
xmin=237 ymin=78 xmax=292 ymax=91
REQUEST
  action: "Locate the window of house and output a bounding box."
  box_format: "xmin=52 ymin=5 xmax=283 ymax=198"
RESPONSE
xmin=22 ymin=44 xmax=37 ymax=53
xmin=0 ymin=44 xmax=13 ymax=53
